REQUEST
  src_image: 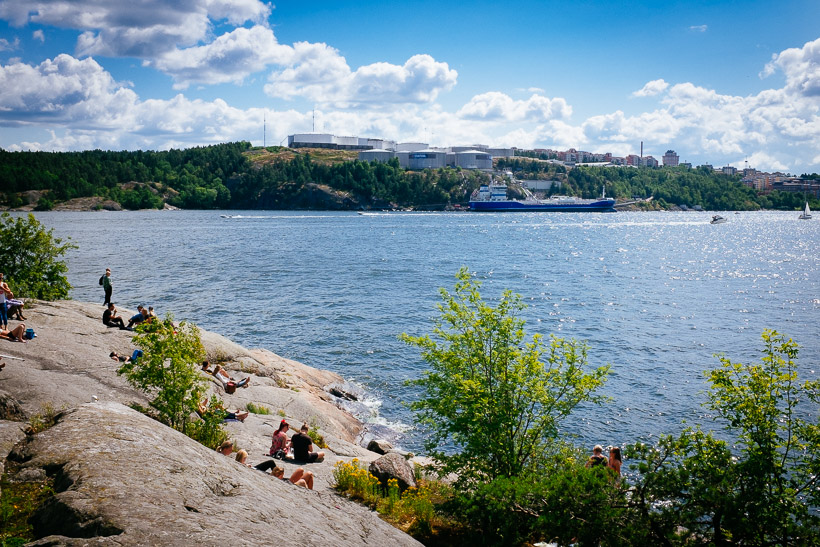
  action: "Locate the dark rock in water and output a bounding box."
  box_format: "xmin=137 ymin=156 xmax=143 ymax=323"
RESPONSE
xmin=326 ymin=382 xmax=363 ymax=401
xmin=358 ymin=423 xmax=403 ymax=448
xmin=0 ymin=389 xmax=26 ymax=421
xmin=367 ymin=439 xmax=394 ymax=455
xmin=369 ymin=452 xmax=418 ymax=493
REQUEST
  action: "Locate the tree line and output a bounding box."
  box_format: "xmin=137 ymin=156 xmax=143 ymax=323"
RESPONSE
xmin=1 ymin=143 xmax=814 ymax=211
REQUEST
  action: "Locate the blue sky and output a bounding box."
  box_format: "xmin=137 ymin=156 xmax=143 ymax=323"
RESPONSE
xmin=1 ymin=0 xmax=819 ymax=172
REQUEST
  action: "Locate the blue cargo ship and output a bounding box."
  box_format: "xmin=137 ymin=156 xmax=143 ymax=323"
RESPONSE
xmin=470 ymin=183 xmax=616 ymax=212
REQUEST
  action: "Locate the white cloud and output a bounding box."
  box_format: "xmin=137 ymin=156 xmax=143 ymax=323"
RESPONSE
xmin=32 ymin=29 xmax=44 ymax=42
xmin=0 ymin=36 xmax=19 ymax=51
xmin=148 ymin=25 xmax=294 ymax=89
xmin=457 ymin=92 xmax=571 ymax=122
xmin=0 ymin=54 xmax=138 ymax=128
xmin=633 ymin=79 xmax=669 ymax=97
xmin=265 ymin=47 xmax=457 ymax=106
xmin=761 ymin=36 xmax=820 ymax=97
xmin=1 ymin=0 xmax=271 ymax=58
xmin=689 ymin=25 xmax=708 ymax=33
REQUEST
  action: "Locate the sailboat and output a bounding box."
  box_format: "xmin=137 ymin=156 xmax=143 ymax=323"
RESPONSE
xmin=799 ymin=201 xmax=812 ymax=220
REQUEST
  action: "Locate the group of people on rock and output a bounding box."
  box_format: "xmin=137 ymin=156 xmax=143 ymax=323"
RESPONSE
xmin=0 ymin=272 xmax=28 ymax=344
xmin=102 ymin=303 xmax=156 ymax=330
xmin=585 ymin=444 xmax=622 ymax=476
xmin=215 ymin=428 xmax=320 ymax=490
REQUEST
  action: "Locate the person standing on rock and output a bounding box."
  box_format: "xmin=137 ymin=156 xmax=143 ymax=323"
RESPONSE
xmin=101 ymin=268 xmax=113 ymax=306
xmin=290 ymin=424 xmax=325 ymax=463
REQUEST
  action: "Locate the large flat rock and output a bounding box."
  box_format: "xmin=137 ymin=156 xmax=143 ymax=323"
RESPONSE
xmin=10 ymin=402 xmax=420 ymax=546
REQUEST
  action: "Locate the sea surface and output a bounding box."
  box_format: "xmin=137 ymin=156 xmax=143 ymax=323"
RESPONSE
xmin=29 ymin=209 xmax=820 ymax=453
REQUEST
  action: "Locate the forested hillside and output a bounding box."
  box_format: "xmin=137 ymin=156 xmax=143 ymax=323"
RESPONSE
xmin=1 ymin=142 xmax=813 ymax=211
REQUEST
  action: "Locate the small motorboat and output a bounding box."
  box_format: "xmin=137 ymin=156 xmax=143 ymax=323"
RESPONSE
xmin=710 ymin=215 xmax=727 ymax=224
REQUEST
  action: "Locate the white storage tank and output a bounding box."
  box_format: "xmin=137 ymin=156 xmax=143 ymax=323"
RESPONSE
xmin=408 ymin=150 xmax=446 ymax=170
xmin=454 ymin=150 xmax=493 ymax=169
xmin=359 ymin=149 xmax=395 ymax=163
xmin=288 ymin=133 xmax=335 ymax=147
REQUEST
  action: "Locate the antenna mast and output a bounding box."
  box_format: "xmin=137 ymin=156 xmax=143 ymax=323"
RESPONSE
xmin=263 ymin=112 xmax=266 ymax=148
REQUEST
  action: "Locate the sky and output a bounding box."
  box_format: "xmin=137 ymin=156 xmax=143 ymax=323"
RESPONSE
xmin=1 ymin=0 xmax=819 ymax=173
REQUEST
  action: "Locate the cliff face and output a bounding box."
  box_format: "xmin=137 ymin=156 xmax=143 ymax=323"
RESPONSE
xmin=0 ymin=300 xmax=420 ymax=546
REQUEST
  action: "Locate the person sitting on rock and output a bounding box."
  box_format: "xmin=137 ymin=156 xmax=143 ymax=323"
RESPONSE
xmin=217 ymin=440 xmax=234 ymax=456
xmin=103 ymin=303 xmax=127 ymax=330
xmin=212 ymin=364 xmax=250 ymax=390
xmin=0 ymin=323 xmax=27 ymax=343
xmin=290 ymin=423 xmax=325 ymax=463
xmin=147 ymin=306 xmax=157 ymax=321
xmin=127 ymin=305 xmax=146 ymax=329
xmin=5 ymin=298 xmax=25 ymax=321
xmin=269 ymin=419 xmax=292 ymax=458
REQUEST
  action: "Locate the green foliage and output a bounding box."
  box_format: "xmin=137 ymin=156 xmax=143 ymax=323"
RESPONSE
xmin=332 ymin=459 xmax=452 ymax=541
xmin=307 ymin=416 xmax=327 ymax=448
xmin=402 ymin=267 xmax=609 ymax=485
xmin=626 ymin=330 xmax=820 ymax=545
xmin=27 ymin=402 xmax=63 ymax=434
xmin=117 ymin=315 xmax=206 ymax=431
xmin=0 ymin=465 xmax=54 ymax=546
xmin=0 ymin=213 xmax=76 ymax=299
xmin=33 ymin=196 xmax=54 ymax=211
xmin=245 ymin=402 xmax=270 ymax=415
xmin=185 ymin=395 xmax=229 ymax=450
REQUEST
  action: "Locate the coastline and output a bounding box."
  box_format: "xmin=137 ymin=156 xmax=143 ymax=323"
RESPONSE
xmin=0 ymin=299 xmax=388 ymax=484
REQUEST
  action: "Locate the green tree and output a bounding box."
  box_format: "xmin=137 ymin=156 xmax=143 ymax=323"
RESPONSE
xmin=117 ymin=316 xmax=207 ymax=432
xmin=627 ymin=330 xmax=820 ymax=545
xmin=401 ymin=268 xmax=610 ymax=485
xmin=0 ymin=212 xmax=76 ymax=299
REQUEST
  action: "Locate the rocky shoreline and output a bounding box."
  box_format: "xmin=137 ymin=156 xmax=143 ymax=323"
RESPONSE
xmin=0 ymin=299 xmax=421 ymax=545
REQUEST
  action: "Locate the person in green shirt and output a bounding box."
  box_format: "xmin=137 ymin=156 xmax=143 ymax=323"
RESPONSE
xmin=102 ymin=268 xmax=112 ymax=306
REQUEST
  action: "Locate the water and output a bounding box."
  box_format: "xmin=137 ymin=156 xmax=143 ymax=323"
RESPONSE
xmin=29 ymin=210 xmax=820 ymax=452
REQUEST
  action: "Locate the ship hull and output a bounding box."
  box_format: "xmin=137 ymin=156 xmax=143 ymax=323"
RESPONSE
xmin=469 ymin=199 xmax=616 ymax=212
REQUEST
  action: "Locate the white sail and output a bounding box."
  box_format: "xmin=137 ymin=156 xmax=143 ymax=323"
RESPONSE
xmin=799 ymin=201 xmax=812 ymax=220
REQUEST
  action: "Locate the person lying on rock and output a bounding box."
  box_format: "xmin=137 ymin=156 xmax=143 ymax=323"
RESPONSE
xmin=212 ymin=364 xmax=250 ymax=389
xmin=269 ymin=419 xmax=292 ymax=458
xmin=109 ymin=351 xmax=131 ymax=363
xmin=196 ymin=398 xmax=249 ymax=422
xmin=253 ymin=461 xmax=314 ymax=490
xmin=102 ymin=303 xmax=128 ymax=330
xmin=0 ymin=324 xmax=27 ymax=342
xmin=290 ymin=423 xmax=325 ymax=463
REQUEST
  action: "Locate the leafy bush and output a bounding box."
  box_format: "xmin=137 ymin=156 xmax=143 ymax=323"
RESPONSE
xmin=401 ymin=267 xmax=609 ymax=485
xmin=185 ymin=395 xmax=229 ymax=450
xmin=0 ymin=212 xmax=75 ymax=299
xmin=117 ymin=315 xmax=206 ymax=432
xmin=626 ymin=330 xmax=820 ymax=544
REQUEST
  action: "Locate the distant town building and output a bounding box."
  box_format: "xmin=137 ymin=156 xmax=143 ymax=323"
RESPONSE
xmin=662 ymin=150 xmax=680 ymax=166
xmin=643 ymin=156 xmax=659 ymax=167
xmin=722 ymin=166 xmax=738 ymax=176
